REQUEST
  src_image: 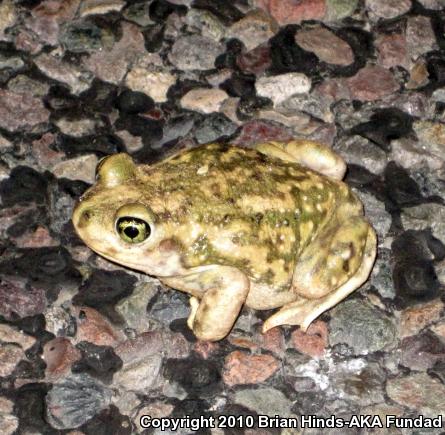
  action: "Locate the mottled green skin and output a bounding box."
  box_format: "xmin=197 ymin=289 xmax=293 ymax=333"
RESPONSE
xmin=132 ymin=143 xmax=357 ymax=289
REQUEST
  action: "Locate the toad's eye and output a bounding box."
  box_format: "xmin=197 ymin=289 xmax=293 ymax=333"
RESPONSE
xmin=116 ymin=217 xmax=151 ymax=243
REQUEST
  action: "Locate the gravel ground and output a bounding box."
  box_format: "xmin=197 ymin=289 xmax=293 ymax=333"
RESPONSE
xmin=0 ymin=0 xmax=445 ymax=434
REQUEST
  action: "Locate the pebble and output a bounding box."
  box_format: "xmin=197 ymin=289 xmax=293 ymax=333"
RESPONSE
xmin=79 ymin=0 xmax=125 ymax=17
xmin=222 ymin=351 xmax=279 ymax=386
xmin=234 ymin=387 xmax=293 ymax=417
xmin=0 ymin=89 xmax=49 ymax=132
xmin=46 ymin=373 xmax=112 ymax=429
xmin=233 ymin=119 xmax=294 ymax=146
xmin=335 ymin=136 xmax=387 ymax=174
xmin=260 ymin=327 xmax=285 ymax=355
xmin=169 ymin=35 xmax=224 ymax=70
xmin=194 ymin=113 xmax=238 ymax=144
xmin=255 ymin=73 xmax=312 ymax=105
xmin=236 ymin=43 xmax=272 ymax=75
xmin=418 ymin=0 xmax=445 ymax=9
xmin=52 ymin=154 xmax=98 ymax=184
xmin=401 ymin=203 xmax=445 ymax=242
xmin=375 ymin=33 xmax=409 ymax=69
xmin=35 ymin=53 xmax=93 ymax=95
xmin=227 ymin=9 xmax=278 ymax=51
xmin=400 ymin=299 xmax=444 ymax=337
xmin=0 ymin=343 xmax=25 ymax=376
xmin=83 ymin=22 xmax=146 ymax=84
xmin=7 ymin=75 xmax=49 ymax=98
xmin=295 ymin=26 xmax=354 ymax=66
xmin=291 ymin=320 xmax=328 ymax=358
xmin=325 ymin=0 xmax=359 ymax=21
xmin=413 ymin=120 xmax=445 ymax=163
xmin=386 ymin=373 xmax=445 ymax=417
xmin=264 ymin=0 xmax=327 ymax=25
xmin=116 ymin=90 xmax=155 ymax=114
xmin=329 ymin=299 xmax=397 ymax=355
xmin=0 ymin=324 xmax=36 ymax=350
xmin=0 ymin=0 xmax=16 ymax=40
xmin=72 ymin=306 xmax=124 ymax=347
xmin=400 ymin=331 xmax=445 ymax=371
xmin=180 ymin=87 xmax=228 ymax=114
xmin=366 ymin=0 xmax=411 ymax=19
xmin=185 ymin=9 xmax=226 ymax=41
xmin=43 ymin=337 xmax=82 ymax=381
xmin=126 ymin=60 xmax=176 ymax=103
xmin=406 ymin=16 xmax=437 ymax=61
xmin=346 ymin=65 xmax=399 ymax=101
xmin=0 ymin=278 xmax=47 ymax=320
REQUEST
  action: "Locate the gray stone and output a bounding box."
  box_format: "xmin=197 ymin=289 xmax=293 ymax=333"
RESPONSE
xmin=7 ymin=75 xmax=49 ymax=97
xmin=325 ymin=0 xmax=359 ymax=21
xmin=406 ymin=16 xmax=437 ymax=60
xmin=35 ymin=53 xmax=93 ymax=95
xmin=60 ymin=20 xmax=114 ymax=53
xmin=366 ymin=0 xmax=411 ymax=19
xmin=413 ymin=120 xmax=445 ymax=163
xmin=194 ymin=113 xmax=238 ymax=144
xmin=353 ymin=190 xmax=391 ymax=240
xmin=279 ymin=91 xmax=334 ymax=123
xmin=234 ymin=388 xmax=294 ymax=418
xmin=46 ymin=373 xmax=112 ymax=429
xmin=123 ymin=1 xmax=153 ymax=26
xmin=401 ymin=203 xmax=445 ymax=241
xmin=169 ymin=35 xmax=224 ymax=70
xmin=115 ymin=280 xmax=159 ymax=333
xmin=0 ymin=343 xmax=25 ymax=376
xmin=185 ymin=9 xmax=226 ymax=41
xmin=417 ymin=0 xmax=445 ymax=9
xmin=369 ymin=248 xmax=395 ymax=299
xmin=335 ymin=136 xmax=387 ymax=174
xmin=329 ymin=299 xmax=397 ymax=355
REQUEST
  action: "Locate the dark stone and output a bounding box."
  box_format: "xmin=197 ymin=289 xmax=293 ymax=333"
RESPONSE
xmin=220 ymin=73 xmax=256 ymax=98
xmin=194 ymin=112 xmax=238 ymax=144
xmin=163 ymin=357 xmax=221 ymax=396
xmin=79 ymin=80 xmax=119 ymax=115
xmin=79 ymin=405 xmax=133 ymax=435
xmin=60 ymin=20 xmax=106 ymax=53
xmin=72 ymin=341 xmax=123 ymax=384
xmin=57 ymin=133 xmax=125 ymax=157
xmin=429 ymin=359 xmax=445 ymax=384
xmin=149 ymin=0 xmax=187 ymax=22
xmin=216 ymin=404 xmax=261 ymax=433
xmin=268 ymin=26 xmax=319 ymax=76
xmin=215 ymin=38 xmax=244 ymax=70
xmin=12 ymin=355 xmax=46 ymax=380
xmin=393 ymin=260 xmax=440 ymax=307
xmin=291 ymin=392 xmax=326 ymax=415
xmin=116 ymin=89 xmax=155 ymax=114
xmin=192 ymin=0 xmax=244 ymax=25
xmin=169 ymin=318 xmax=197 ymax=342
xmin=236 ymin=43 xmax=272 ymax=75
xmin=6 ymin=207 xmax=48 ymax=238
xmin=0 ymin=247 xmax=81 ymax=299
xmin=45 ymin=84 xmax=80 ymax=112
xmin=0 ymin=166 xmax=50 ymax=207
xmin=14 ymin=383 xmax=55 ymax=434
xmin=171 ymin=398 xmax=211 ymax=432
xmin=384 ymin=161 xmax=425 ymax=208
xmin=237 ymin=95 xmax=272 ymax=120
xmin=114 ymin=114 xmax=163 ymax=145
xmin=142 ymin=24 xmax=165 ymax=53
xmin=73 ymin=269 xmax=137 ymax=308
xmin=426 ymin=51 xmax=445 ymax=88
xmin=350 ymin=108 xmax=414 ymax=151
xmin=46 ymin=373 xmax=112 ymax=429
xmin=392 ymin=229 xmax=445 ymax=263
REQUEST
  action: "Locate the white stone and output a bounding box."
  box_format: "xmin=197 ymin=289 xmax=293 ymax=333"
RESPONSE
xmin=180 ymin=88 xmax=228 ymax=114
xmin=52 ymin=154 xmax=98 ymax=184
xmin=79 ymin=0 xmax=125 ymax=17
xmin=55 ymin=118 xmax=98 ymax=137
xmin=125 ymin=57 xmax=176 ymax=103
xmin=255 ymin=73 xmax=311 ymax=106
xmin=0 ymin=0 xmax=16 ymax=40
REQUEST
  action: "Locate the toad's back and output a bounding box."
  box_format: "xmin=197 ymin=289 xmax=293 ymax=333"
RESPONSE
xmin=138 ymin=143 xmax=356 ymax=290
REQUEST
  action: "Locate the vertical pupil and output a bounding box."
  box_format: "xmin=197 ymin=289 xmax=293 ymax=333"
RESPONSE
xmin=124 ymin=225 xmax=139 ymax=239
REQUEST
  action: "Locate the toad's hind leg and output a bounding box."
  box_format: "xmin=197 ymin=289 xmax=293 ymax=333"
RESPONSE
xmin=256 ymin=140 xmax=346 ymax=180
xmin=262 ymin=222 xmax=377 ymax=333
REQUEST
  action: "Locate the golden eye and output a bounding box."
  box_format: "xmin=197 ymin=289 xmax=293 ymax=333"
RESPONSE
xmin=116 ymin=216 xmax=151 ymax=243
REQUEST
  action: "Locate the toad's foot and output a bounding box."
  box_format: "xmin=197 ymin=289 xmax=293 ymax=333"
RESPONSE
xmin=262 ymin=226 xmax=377 ymax=333
xmin=256 ymin=140 xmax=346 ymax=180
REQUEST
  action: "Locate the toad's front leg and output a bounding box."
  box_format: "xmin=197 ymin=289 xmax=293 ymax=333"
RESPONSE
xmin=160 ymin=266 xmax=250 ymax=341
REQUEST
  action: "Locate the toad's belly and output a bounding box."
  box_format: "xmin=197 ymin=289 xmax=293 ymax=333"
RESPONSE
xmin=245 ymin=280 xmax=297 ymax=310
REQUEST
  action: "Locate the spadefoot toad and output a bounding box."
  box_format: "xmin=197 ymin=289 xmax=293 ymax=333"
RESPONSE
xmin=72 ymin=140 xmax=376 ymax=341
